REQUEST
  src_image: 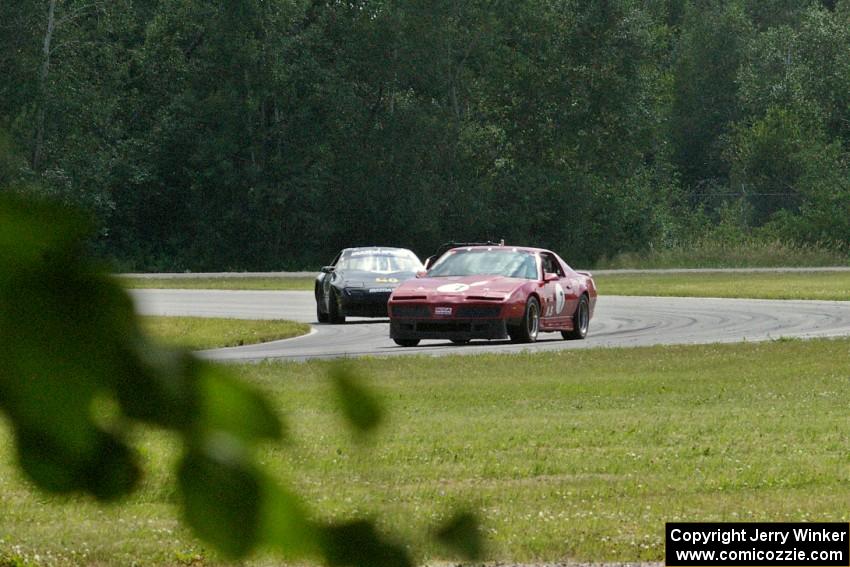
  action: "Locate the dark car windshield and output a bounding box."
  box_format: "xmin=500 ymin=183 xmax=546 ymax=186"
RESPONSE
xmin=427 ymin=249 xmax=538 ymax=279
xmin=337 ymin=250 xmax=423 ymax=274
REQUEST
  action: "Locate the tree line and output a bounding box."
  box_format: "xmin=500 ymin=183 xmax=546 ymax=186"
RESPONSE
xmin=1 ymin=0 xmax=848 ymax=270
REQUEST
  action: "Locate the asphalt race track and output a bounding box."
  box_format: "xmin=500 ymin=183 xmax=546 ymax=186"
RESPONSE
xmin=131 ymin=289 xmax=850 ymax=362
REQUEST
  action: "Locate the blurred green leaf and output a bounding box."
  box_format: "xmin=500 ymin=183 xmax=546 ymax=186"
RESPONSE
xmin=178 ymin=444 xmax=261 ymax=558
xmin=16 ymin=426 xmax=140 ymax=501
xmin=83 ymin=430 xmax=142 ymax=501
xmin=319 ymin=520 xmax=412 ymax=567
xmin=0 ymin=195 xmax=141 ymax=499
xmin=15 ymin=426 xmax=93 ymax=494
xmin=329 ymin=365 xmax=382 ymax=434
xmin=0 ymin=196 xmax=89 ymax=286
xmin=195 ymin=363 xmax=283 ymax=442
xmin=116 ymin=345 xmax=198 ymax=430
xmin=435 ymin=510 xmax=484 ymax=560
xmin=257 ymin=474 xmax=317 ymax=558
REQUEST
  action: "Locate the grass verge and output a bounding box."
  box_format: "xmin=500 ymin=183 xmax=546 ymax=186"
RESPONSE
xmin=596 ymin=271 xmax=850 ymax=300
xmin=121 ymin=276 xmax=316 ymax=291
xmin=124 ymin=271 xmax=850 ymax=302
xmin=2 ymin=338 xmax=850 ymax=564
xmin=596 ymin=239 xmax=849 ymax=269
xmin=142 ymin=316 xmax=310 ymax=349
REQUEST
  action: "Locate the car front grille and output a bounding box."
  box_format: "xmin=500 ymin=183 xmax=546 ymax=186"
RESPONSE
xmin=391 ymin=304 xmax=502 ymax=318
xmin=455 ymin=305 xmax=501 ymax=318
xmin=391 ymin=305 xmax=431 ymax=318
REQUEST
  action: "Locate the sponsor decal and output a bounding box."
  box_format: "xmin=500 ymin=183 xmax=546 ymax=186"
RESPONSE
xmin=437 ymin=283 xmax=470 ymax=293
xmin=435 ymin=306 xmax=453 ymax=316
xmin=350 ymin=249 xmax=405 ymax=257
xmin=369 ymin=288 xmax=393 ymax=293
xmin=554 ymin=282 xmax=566 ymax=314
xmin=375 ymin=277 xmax=399 ymax=283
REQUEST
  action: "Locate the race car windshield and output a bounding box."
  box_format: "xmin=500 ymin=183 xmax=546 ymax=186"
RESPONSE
xmin=427 ymin=250 xmax=538 ymax=279
xmin=337 ymin=253 xmax=423 ymax=274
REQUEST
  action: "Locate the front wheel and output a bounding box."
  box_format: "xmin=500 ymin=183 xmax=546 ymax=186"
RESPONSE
xmin=316 ymin=295 xmax=329 ymax=323
xmin=509 ymin=297 xmax=540 ymax=343
xmin=328 ymin=289 xmax=346 ymax=324
xmin=393 ymin=338 xmax=420 ymax=347
xmin=562 ymin=294 xmax=589 ymax=340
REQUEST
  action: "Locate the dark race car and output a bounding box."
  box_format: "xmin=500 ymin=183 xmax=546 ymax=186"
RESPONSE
xmin=388 ymin=244 xmax=597 ymax=346
xmin=315 ymin=247 xmax=424 ymax=323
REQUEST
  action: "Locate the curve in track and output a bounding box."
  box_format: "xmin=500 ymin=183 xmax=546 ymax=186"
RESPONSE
xmin=131 ymin=290 xmax=850 ymax=362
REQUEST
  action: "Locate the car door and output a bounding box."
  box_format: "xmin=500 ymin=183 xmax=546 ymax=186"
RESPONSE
xmin=540 ymin=252 xmax=576 ymax=328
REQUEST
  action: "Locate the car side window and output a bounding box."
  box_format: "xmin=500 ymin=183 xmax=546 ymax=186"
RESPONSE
xmin=542 ymin=254 xmax=565 ymax=277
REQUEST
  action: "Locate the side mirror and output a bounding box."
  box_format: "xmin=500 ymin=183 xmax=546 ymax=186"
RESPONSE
xmin=321 ymin=265 xmax=335 ymax=273
xmin=416 ymin=270 xmax=428 ymax=278
xmin=544 ymin=272 xmax=559 ymax=282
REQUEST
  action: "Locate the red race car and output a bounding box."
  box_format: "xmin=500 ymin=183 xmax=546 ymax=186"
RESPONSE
xmin=388 ymin=244 xmax=597 ymax=346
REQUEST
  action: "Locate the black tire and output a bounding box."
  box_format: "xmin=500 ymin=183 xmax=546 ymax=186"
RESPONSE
xmin=450 ymin=339 xmax=470 ymax=345
xmin=316 ymin=288 xmax=330 ymax=323
xmin=562 ymin=294 xmax=589 ymax=340
xmin=328 ymin=288 xmax=346 ymax=324
xmin=509 ymin=296 xmax=540 ymax=343
xmin=317 ymin=302 xmax=329 ymax=323
xmin=393 ymin=338 xmax=420 ymax=347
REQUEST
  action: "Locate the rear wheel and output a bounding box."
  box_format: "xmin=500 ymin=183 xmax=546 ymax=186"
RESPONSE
xmin=328 ymin=289 xmax=346 ymax=324
xmin=509 ymin=297 xmax=540 ymax=343
xmin=393 ymin=338 xmax=420 ymax=347
xmin=562 ymin=294 xmax=589 ymax=340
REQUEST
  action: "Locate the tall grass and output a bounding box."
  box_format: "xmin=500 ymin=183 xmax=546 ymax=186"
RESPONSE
xmin=596 ymin=238 xmax=848 ymax=269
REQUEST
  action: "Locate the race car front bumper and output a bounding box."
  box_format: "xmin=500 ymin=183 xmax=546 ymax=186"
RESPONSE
xmin=339 ymin=288 xmax=392 ymax=317
xmin=390 ymin=318 xmax=509 ymax=341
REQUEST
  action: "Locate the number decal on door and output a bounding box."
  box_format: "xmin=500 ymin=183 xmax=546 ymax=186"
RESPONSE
xmin=554 ymin=282 xmax=566 ymax=314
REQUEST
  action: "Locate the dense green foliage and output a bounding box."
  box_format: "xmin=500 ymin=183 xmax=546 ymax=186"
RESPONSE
xmin=2 ymin=0 xmax=849 ymax=270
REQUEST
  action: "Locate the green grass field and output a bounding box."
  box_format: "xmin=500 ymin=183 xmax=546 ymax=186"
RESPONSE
xmin=597 ymin=271 xmax=850 ymax=300
xmin=3 ymin=338 xmax=850 ymax=565
xmin=123 ymin=271 xmax=850 ymax=301
xmin=141 ymin=316 xmax=310 ymax=349
xmin=121 ymin=277 xmax=315 ymax=291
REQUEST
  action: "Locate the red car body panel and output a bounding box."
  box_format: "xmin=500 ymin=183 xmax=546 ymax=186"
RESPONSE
xmin=388 ymin=246 xmax=597 ymax=342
